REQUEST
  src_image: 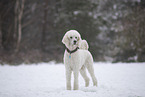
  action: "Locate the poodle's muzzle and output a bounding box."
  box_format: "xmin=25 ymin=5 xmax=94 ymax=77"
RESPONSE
xmin=73 ymin=40 xmax=77 ymax=45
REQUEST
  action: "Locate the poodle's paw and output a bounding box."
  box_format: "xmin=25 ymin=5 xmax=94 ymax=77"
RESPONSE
xmin=67 ymin=85 xmax=71 ymax=90
xmin=93 ymin=80 xmax=98 ymax=87
xmin=85 ymin=78 xmax=90 ymax=87
xmin=73 ymin=85 xmax=79 ymax=90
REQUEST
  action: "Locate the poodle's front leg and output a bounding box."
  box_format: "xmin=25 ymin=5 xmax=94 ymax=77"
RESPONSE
xmin=73 ymin=70 xmax=79 ymax=90
xmin=66 ymin=68 xmax=72 ymax=90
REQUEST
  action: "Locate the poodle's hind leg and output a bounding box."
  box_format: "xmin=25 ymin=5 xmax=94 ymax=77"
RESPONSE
xmin=86 ymin=61 xmax=98 ymax=87
xmin=80 ymin=66 xmax=90 ymax=87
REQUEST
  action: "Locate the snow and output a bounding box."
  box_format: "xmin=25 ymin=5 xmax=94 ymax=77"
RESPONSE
xmin=0 ymin=62 xmax=145 ymax=97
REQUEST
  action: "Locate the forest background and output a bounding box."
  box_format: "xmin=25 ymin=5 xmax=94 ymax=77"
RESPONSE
xmin=0 ymin=0 xmax=145 ymax=65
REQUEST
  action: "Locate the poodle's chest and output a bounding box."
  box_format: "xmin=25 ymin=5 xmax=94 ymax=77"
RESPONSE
xmin=67 ymin=54 xmax=80 ymax=64
xmin=65 ymin=53 xmax=85 ymax=70
xmin=68 ymin=58 xmax=81 ymax=70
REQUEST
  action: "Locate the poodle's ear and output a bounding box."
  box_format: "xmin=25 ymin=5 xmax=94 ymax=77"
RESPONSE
xmin=77 ymin=34 xmax=82 ymax=46
xmin=62 ymin=33 xmax=69 ymax=46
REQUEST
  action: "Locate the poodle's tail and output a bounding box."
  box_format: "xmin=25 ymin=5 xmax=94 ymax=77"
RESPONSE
xmin=79 ymin=40 xmax=89 ymax=50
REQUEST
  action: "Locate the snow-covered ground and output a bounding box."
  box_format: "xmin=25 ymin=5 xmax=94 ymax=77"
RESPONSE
xmin=0 ymin=62 xmax=145 ymax=97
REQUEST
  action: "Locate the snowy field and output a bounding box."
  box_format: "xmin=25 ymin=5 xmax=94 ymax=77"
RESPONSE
xmin=0 ymin=62 xmax=145 ymax=97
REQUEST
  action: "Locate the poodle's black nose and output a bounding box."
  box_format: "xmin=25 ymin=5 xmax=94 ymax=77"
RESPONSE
xmin=74 ymin=40 xmax=77 ymax=45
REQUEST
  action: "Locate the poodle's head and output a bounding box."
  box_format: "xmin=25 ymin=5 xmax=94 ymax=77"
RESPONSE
xmin=62 ymin=30 xmax=82 ymax=48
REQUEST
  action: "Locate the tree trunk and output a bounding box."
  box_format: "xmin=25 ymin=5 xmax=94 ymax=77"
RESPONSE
xmin=15 ymin=0 xmax=25 ymax=52
xmin=41 ymin=0 xmax=49 ymax=51
xmin=0 ymin=15 xmax=2 ymax=50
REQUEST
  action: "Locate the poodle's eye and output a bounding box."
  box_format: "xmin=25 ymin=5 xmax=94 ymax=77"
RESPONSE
xmin=70 ymin=37 xmax=72 ymax=39
xmin=75 ymin=37 xmax=77 ymax=39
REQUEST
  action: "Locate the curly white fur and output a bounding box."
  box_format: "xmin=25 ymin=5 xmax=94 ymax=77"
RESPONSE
xmin=62 ymin=30 xmax=97 ymax=90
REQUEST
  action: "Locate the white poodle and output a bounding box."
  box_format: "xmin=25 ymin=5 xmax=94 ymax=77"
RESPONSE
xmin=62 ymin=30 xmax=97 ymax=90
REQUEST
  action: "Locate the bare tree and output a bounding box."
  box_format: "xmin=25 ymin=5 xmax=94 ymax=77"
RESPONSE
xmin=0 ymin=15 xmax=2 ymax=50
xmin=41 ymin=0 xmax=49 ymax=51
xmin=15 ymin=0 xmax=25 ymax=52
